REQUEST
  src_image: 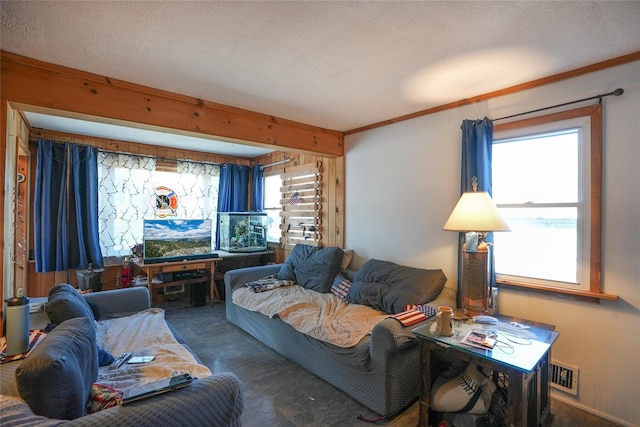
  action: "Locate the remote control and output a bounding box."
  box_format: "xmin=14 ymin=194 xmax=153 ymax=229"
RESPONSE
xmin=472 ymin=315 xmax=499 ymax=325
xmin=109 ymin=352 xmax=132 ymax=370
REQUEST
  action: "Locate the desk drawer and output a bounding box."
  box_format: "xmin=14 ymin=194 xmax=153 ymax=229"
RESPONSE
xmin=161 ymin=263 xmax=206 ymax=273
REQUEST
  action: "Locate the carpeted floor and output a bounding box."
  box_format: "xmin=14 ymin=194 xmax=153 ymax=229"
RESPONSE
xmin=158 ymin=297 xmax=620 ymax=427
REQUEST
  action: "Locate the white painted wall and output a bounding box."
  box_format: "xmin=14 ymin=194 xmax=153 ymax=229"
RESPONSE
xmin=345 ymin=60 xmax=640 ymax=426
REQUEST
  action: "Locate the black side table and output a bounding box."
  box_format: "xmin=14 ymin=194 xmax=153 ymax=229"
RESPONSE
xmin=412 ymin=315 xmax=559 ymax=427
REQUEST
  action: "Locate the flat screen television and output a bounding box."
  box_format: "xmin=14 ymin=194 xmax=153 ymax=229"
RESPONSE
xmin=142 ymin=219 xmax=215 ymax=264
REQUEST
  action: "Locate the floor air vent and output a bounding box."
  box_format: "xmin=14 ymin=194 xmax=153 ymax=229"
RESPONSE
xmin=550 ymin=361 xmax=578 ymax=395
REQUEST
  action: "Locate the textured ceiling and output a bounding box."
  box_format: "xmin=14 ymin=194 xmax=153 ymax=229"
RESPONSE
xmin=2 ymin=1 xmax=640 ymax=154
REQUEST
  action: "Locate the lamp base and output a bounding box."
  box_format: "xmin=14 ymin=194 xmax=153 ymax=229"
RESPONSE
xmin=461 ymin=297 xmax=488 ymax=317
xmin=460 ymin=244 xmax=489 ymax=317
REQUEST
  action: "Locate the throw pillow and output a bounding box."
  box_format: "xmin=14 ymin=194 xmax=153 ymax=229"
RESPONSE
xmin=278 ymin=244 xmax=344 ymax=293
xmin=86 ymin=383 xmax=122 ymax=414
xmin=46 ymin=283 xmax=96 ymax=325
xmin=430 ymin=362 xmax=496 ymax=414
xmin=346 ymin=259 xmax=447 ymax=314
xmin=16 ymin=316 xmax=99 ymax=420
xmin=330 ymin=274 xmax=352 ymax=300
xmin=45 ymin=283 xmax=114 ymax=366
xmin=340 ymin=249 xmax=354 ymax=270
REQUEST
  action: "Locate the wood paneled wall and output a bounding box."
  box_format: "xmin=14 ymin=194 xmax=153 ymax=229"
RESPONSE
xmin=255 ymin=151 xmax=345 ymax=263
xmin=1 ymin=104 xmax=31 ymax=330
xmin=21 ymin=131 xmax=344 ymax=296
xmin=24 ymin=129 xmax=255 ymax=297
xmin=1 ymin=51 xmax=344 ymax=157
xmin=9 ymin=107 xmax=32 ymax=282
xmin=29 ymin=128 xmax=255 ymax=166
xmin=0 ymin=51 xmax=346 ymax=302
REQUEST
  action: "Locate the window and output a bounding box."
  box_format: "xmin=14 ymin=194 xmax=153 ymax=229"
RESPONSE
xmin=98 ymin=153 xmax=219 ymax=257
xmin=492 ymin=105 xmax=604 ymax=296
xmin=263 ymin=174 xmax=282 ymax=243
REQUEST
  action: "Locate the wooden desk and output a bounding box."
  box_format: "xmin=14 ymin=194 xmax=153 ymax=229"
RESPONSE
xmin=134 ymin=258 xmax=221 ymax=305
xmin=412 ymin=316 xmax=559 ymax=427
xmin=215 ymin=250 xmax=275 ymax=269
xmin=213 ymin=250 xmax=275 ymax=298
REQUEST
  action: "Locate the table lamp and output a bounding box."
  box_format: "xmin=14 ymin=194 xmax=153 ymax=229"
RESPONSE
xmin=443 ymin=183 xmax=510 ymax=316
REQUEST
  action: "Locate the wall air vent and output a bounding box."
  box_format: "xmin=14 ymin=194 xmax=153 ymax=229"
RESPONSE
xmin=550 ymin=361 xmax=579 ymax=396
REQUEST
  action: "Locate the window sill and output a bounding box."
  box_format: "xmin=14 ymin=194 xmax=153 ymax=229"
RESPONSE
xmin=497 ymin=279 xmax=618 ymax=302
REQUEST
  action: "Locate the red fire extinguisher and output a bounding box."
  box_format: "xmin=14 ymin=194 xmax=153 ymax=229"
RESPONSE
xmin=121 ymin=256 xmax=133 ymax=288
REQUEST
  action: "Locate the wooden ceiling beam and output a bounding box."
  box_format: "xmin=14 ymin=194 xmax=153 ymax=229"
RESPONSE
xmin=0 ymin=51 xmax=344 ymax=157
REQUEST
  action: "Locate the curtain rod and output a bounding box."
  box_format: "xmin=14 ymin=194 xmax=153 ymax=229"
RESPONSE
xmin=260 ymin=158 xmax=290 ymax=170
xmin=493 ymin=88 xmax=624 ymax=122
xmin=29 ymin=138 xmax=228 ymax=167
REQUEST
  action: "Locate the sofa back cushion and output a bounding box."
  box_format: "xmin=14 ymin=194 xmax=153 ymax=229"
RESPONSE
xmin=346 ymin=259 xmax=447 ymax=314
xmin=16 ymin=316 xmax=98 ymax=420
xmin=278 ymin=244 xmax=344 ymax=293
xmin=46 ymin=283 xmax=96 ymax=325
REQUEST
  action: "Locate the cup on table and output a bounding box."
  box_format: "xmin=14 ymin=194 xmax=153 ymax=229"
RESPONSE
xmin=436 ymin=306 xmax=454 ymax=336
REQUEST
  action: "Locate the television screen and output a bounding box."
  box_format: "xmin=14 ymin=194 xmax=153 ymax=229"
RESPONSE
xmin=143 ymin=219 xmax=214 ymax=264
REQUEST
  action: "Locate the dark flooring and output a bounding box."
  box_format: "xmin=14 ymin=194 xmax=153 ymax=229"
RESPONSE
xmin=158 ymin=297 xmax=620 ymax=427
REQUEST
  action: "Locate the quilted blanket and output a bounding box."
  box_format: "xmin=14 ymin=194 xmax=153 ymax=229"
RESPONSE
xmin=232 ymin=285 xmax=388 ymax=347
xmin=94 ymin=308 xmax=211 ymax=392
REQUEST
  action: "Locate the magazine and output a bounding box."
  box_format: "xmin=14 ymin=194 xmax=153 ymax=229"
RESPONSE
xmin=462 ymin=330 xmax=497 ymax=350
xmin=121 ymin=373 xmax=193 ymax=404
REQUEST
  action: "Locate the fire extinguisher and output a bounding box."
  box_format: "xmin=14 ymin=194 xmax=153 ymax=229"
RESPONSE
xmin=121 ymin=256 xmax=133 ymax=288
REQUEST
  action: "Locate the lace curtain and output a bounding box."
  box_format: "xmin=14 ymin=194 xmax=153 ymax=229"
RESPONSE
xmin=98 ymin=152 xmax=220 ymax=258
xmin=175 ymin=160 xmax=220 ymax=222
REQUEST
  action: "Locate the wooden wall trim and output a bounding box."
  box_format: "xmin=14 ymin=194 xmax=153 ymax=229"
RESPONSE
xmin=0 ymin=100 xmax=7 ymax=323
xmin=346 ymin=51 xmax=640 ymax=135
xmin=30 ymin=129 xmax=253 ymax=166
xmin=1 ymin=51 xmax=344 ymax=157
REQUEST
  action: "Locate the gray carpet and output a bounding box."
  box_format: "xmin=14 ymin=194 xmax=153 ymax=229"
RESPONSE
xmin=159 ymin=298 xmax=620 ymax=427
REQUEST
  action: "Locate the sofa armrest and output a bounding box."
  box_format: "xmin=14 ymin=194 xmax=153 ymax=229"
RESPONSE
xmin=224 ymin=264 xmax=283 ymax=293
xmin=369 ymin=284 xmax=457 ymax=362
xmin=426 ymin=285 xmax=457 ymax=309
xmin=370 ymin=318 xmax=421 ymax=361
xmin=66 ymin=373 xmax=244 ymax=427
xmin=83 ymin=287 xmax=151 ymax=319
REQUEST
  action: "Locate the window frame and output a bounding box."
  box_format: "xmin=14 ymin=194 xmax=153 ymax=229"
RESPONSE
xmin=262 ymin=172 xmax=283 ymax=243
xmin=97 ymin=153 xmax=220 ymax=258
xmin=493 ymin=121 xmax=587 ymax=289
xmin=493 ymin=104 xmax=616 ymax=300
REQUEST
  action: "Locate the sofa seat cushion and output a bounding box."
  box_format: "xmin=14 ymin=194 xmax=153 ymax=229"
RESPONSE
xmin=347 ymin=259 xmax=447 ymax=314
xmin=278 ymin=244 xmax=344 ymax=293
xmin=16 ymin=316 xmax=98 ymax=420
xmin=0 ymin=395 xmax=62 ymax=426
xmin=232 ymin=284 xmax=387 ymax=347
xmin=93 ymin=308 xmax=212 ymax=393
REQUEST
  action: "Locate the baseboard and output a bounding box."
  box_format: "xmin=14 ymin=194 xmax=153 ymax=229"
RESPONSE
xmin=551 ymin=391 xmax=633 ymax=427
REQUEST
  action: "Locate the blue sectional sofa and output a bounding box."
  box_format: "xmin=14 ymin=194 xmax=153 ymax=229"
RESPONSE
xmin=225 ymin=247 xmax=455 ymax=417
xmin=1 ymin=286 xmax=244 ymax=427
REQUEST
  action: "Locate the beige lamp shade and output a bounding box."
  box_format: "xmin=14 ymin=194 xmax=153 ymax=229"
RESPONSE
xmin=443 ymin=191 xmax=510 ymax=232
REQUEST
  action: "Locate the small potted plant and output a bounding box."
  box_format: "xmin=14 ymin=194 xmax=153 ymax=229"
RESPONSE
xmin=131 ymin=243 xmax=143 ymax=259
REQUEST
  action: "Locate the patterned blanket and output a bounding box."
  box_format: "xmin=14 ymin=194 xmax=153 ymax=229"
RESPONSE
xmin=245 ymin=274 xmax=295 ymax=293
xmin=232 ymin=285 xmax=388 ymax=347
xmin=94 ymin=308 xmax=211 ymax=392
